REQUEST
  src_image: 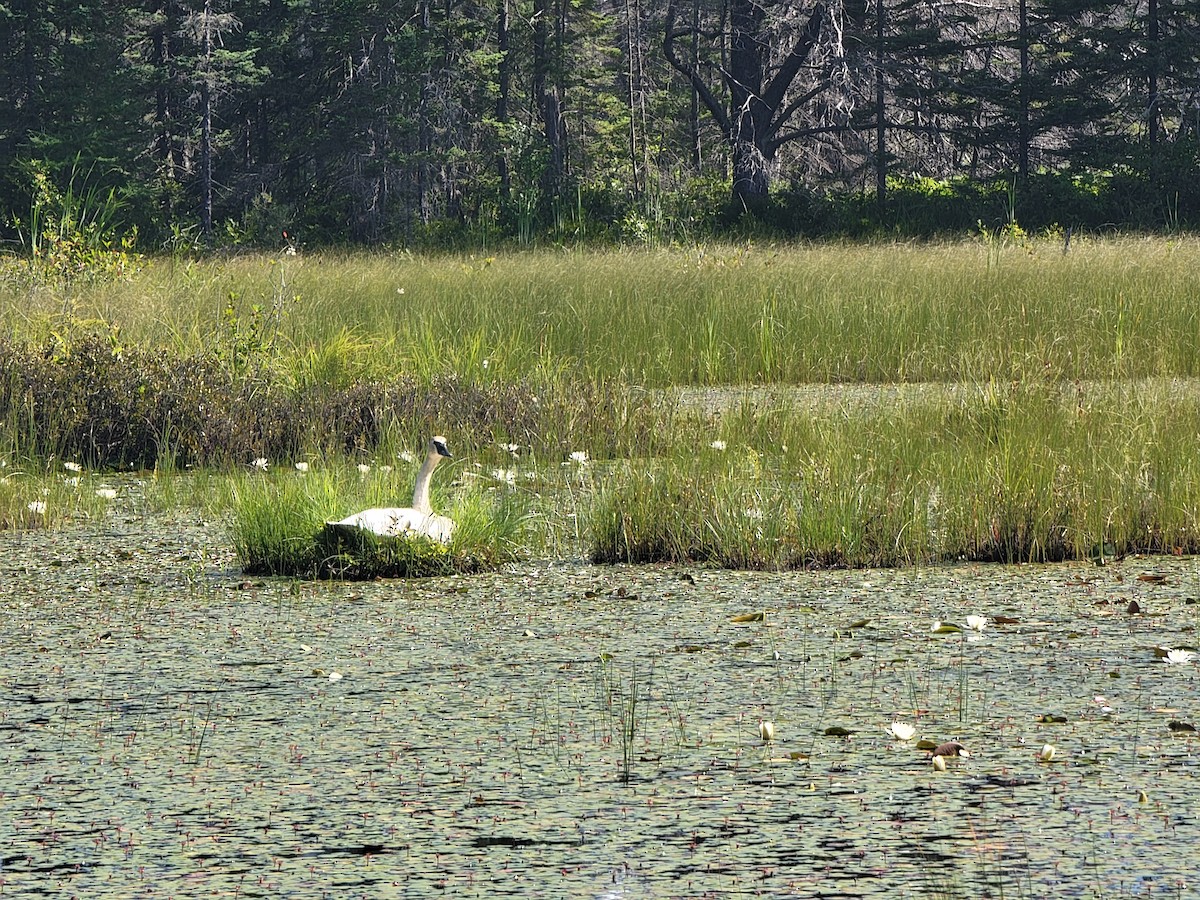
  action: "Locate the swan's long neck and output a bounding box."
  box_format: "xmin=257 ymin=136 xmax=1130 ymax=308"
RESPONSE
xmin=411 ymin=450 xmax=441 ymax=515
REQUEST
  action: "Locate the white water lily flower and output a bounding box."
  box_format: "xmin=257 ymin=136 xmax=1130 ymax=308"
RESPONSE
xmin=252 ymin=457 xmax=269 ymax=471
xmin=1164 ymin=648 xmax=1195 ymax=665
xmin=1038 ymin=744 xmax=1056 ymax=762
xmin=569 ymin=450 xmax=588 ymax=464
xmin=328 ymin=671 xmax=343 ymax=682
xmin=710 ymin=440 xmax=727 ymax=451
xmin=294 ymin=461 xmax=309 ymax=473
xmin=759 ymin=721 xmax=775 ymax=742
xmin=63 ymin=461 xmax=83 ymax=473
xmin=965 ymin=614 xmax=988 ymax=631
xmin=887 ymin=721 xmax=916 ymax=741
xmin=95 ymin=488 xmax=118 ymax=500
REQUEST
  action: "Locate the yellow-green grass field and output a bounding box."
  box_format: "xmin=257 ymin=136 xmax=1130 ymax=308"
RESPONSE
xmin=3 ymin=235 xmax=1200 ymax=573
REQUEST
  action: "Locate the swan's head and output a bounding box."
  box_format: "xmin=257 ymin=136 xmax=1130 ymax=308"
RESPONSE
xmin=430 ymin=435 xmax=453 ymax=459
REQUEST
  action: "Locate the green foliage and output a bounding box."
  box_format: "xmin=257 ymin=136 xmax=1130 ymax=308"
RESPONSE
xmin=591 ymin=381 xmax=1200 ymax=569
xmin=5 ymin=159 xmax=141 ymax=283
xmin=231 ymin=465 xmax=527 ymax=578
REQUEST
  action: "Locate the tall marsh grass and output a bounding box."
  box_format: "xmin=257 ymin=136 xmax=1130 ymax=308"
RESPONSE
xmin=5 ymin=237 xmax=1200 ymax=386
xmin=6 ymin=237 xmax=1200 ymax=572
xmin=593 ymin=380 xmax=1200 ymax=568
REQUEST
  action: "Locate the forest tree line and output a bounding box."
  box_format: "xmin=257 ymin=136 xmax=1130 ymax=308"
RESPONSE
xmin=2 ymin=0 xmax=1199 ymax=250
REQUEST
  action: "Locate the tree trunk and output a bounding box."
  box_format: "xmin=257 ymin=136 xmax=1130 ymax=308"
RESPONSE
xmin=199 ymin=0 xmax=213 ymax=236
xmin=532 ymin=0 xmax=566 ymax=205
xmin=727 ymin=0 xmax=768 ymax=206
xmin=495 ymin=0 xmax=511 ymax=201
xmin=874 ymin=0 xmax=886 ymax=213
xmin=1147 ymin=0 xmax=1159 ymax=179
xmin=1018 ymin=0 xmax=1029 ymax=180
xmin=665 ymin=0 xmax=826 ymax=211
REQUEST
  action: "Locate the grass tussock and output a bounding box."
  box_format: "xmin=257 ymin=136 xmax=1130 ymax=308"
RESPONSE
xmin=231 ymin=465 xmax=528 ymax=579
xmin=592 ymin=381 xmax=1200 ymax=568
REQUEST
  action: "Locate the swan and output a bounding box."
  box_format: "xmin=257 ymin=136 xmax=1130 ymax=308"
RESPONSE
xmin=325 ymin=436 xmax=457 ymax=543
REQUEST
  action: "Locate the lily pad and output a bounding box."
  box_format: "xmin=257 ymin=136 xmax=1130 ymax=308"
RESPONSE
xmin=730 ymin=611 xmax=766 ymax=623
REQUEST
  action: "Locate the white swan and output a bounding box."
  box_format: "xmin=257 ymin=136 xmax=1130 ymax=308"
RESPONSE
xmin=325 ymin=436 xmax=456 ymax=543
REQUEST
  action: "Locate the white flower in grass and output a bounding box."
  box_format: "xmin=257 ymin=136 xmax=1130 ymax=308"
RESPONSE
xmin=294 ymin=462 xmax=310 ymax=473
xmin=63 ymin=461 xmax=83 ymax=473
xmin=357 ymin=463 xmax=371 ymax=476
xmin=379 ymin=465 xmax=393 ymax=474
xmin=887 ymin=721 xmax=916 ymax=741
xmin=499 ymin=442 xmax=520 ymax=456
xmin=710 ymin=440 xmax=727 ymax=451
xmin=569 ymin=451 xmax=589 ymax=464
xmin=744 ymin=507 xmax=765 ymax=521
xmin=398 ymin=450 xmax=416 ymax=464
xmin=64 ymin=476 xmax=80 ymax=488
xmin=95 ymin=488 xmax=118 ymax=500
xmin=491 ymin=468 xmax=516 ymax=486
xmin=1164 ymin=648 xmax=1195 ymax=665
xmin=965 ymin=614 xmax=988 ymax=632
xmin=252 ymin=457 xmax=269 ymax=471
xmin=27 ymin=500 xmax=47 ymax=515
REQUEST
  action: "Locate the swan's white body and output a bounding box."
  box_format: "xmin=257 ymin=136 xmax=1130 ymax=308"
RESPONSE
xmin=325 ymin=436 xmax=456 ymax=543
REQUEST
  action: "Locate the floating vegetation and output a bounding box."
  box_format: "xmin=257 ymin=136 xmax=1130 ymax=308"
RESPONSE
xmin=2 ymin=509 xmax=1199 ymax=895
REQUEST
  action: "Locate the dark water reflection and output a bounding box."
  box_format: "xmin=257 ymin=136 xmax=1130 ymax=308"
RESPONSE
xmin=1 ymin=520 xmax=1197 ymax=897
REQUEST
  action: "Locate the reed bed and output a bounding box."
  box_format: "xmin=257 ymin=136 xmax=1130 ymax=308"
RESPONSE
xmin=594 ymin=379 xmax=1200 ymax=568
xmin=5 ymin=236 xmax=1200 ymax=386
xmin=3 ymin=236 xmax=1200 ymax=572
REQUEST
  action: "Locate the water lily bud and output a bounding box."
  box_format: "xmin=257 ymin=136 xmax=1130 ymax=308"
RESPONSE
xmin=932 ymin=754 xmax=947 ymax=772
xmin=1038 ymin=744 xmax=1056 ymax=762
xmin=759 ymin=721 xmax=775 ymax=742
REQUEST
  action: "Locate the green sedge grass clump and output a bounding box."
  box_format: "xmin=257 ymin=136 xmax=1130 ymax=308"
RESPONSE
xmin=592 ymin=381 xmax=1200 ymax=569
xmin=231 ymin=465 xmax=528 ymax=579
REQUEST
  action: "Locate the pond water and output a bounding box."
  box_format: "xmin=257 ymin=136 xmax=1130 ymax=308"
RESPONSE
xmin=1 ymin=512 xmax=1198 ymax=898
